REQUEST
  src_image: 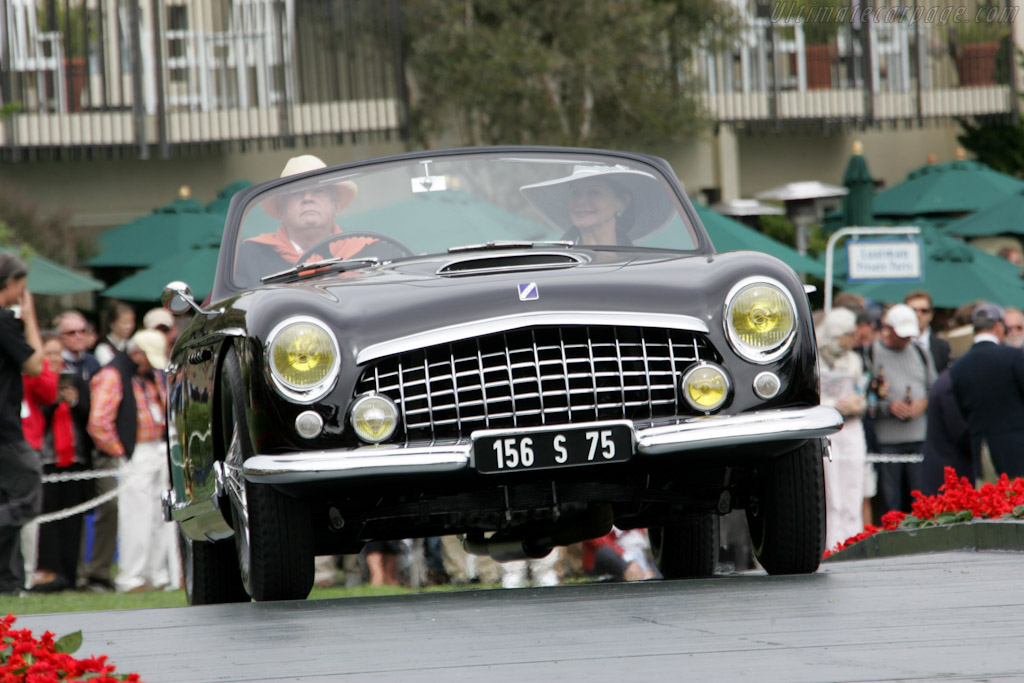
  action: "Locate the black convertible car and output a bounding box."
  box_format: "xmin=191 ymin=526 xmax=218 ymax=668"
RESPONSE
xmin=161 ymin=146 xmax=843 ymax=603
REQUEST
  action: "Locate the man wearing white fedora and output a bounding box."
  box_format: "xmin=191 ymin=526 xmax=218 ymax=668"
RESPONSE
xmin=237 ymin=155 xmax=378 ymax=281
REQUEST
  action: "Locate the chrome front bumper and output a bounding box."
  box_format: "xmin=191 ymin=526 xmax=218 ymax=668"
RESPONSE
xmin=243 ymin=405 xmax=843 ymax=484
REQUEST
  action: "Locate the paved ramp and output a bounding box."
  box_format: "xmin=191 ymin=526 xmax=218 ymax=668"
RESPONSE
xmin=19 ymin=551 xmax=1024 ymax=682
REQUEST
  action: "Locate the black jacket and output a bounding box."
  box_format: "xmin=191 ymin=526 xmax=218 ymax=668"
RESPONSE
xmin=96 ymin=353 xmax=140 ymax=459
xmin=920 ymin=369 xmax=971 ymax=494
xmin=928 ymin=334 xmax=951 ymax=372
xmin=949 ymin=341 xmax=1024 ymax=478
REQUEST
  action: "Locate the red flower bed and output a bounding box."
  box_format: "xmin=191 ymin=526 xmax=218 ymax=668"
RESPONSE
xmin=0 ymin=614 xmax=141 ymax=682
xmin=824 ymin=466 xmax=1024 ymax=558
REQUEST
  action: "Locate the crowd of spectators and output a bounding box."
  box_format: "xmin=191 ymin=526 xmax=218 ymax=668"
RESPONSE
xmin=818 ymin=291 xmax=1024 ymax=550
xmin=0 ymin=281 xmax=185 ymax=595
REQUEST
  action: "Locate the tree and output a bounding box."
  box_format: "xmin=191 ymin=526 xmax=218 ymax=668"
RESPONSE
xmin=0 ymin=185 xmax=93 ymax=266
xmin=402 ymin=0 xmax=739 ymax=148
xmin=958 ymin=116 xmax=1024 ymax=177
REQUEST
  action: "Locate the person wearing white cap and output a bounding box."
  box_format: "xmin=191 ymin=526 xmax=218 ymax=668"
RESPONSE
xmin=87 ymin=329 xmax=179 ymax=592
xmin=865 ymin=303 xmax=937 ymax=517
xmin=950 ymin=302 xmax=1024 ymax=480
xmin=237 ymin=155 xmax=378 ymax=283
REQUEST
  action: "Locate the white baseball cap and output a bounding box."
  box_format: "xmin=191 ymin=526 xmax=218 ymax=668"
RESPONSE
xmin=883 ymin=303 xmax=920 ymax=339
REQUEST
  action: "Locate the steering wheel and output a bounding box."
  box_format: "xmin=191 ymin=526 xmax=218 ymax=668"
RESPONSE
xmin=297 ymin=231 xmax=416 ymax=263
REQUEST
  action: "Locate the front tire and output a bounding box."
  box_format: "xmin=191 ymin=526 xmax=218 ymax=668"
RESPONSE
xmin=745 ymin=438 xmax=826 ymax=575
xmin=179 ymin=529 xmax=249 ymax=605
xmin=222 ymin=346 xmax=314 ymax=601
xmin=651 ymin=513 xmax=719 ymax=579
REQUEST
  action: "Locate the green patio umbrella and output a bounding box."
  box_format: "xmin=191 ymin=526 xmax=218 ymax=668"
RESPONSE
xmin=88 ymin=195 xmax=226 ymax=268
xmin=941 ymin=188 xmax=1024 ymax=239
xmin=840 ymin=142 xmax=874 ymax=227
xmin=872 ymin=159 xmax=1024 ymax=222
xmin=205 ymin=180 xmax=253 ymax=216
xmin=692 ymin=204 xmax=826 ymax=277
xmin=833 ymin=223 xmax=1024 ymax=308
xmin=1 ymin=249 xmax=106 ymax=295
xmin=102 ymin=244 xmax=220 ymax=302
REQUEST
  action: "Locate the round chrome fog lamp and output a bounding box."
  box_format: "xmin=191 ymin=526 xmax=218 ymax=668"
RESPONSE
xmin=350 ymin=394 xmax=399 ymax=444
xmin=753 ymin=371 xmax=782 ymax=400
xmin=681 ymin=362 xmax=730 ymax=413
xmin=295 ymin=410 xmax=324 ymax=439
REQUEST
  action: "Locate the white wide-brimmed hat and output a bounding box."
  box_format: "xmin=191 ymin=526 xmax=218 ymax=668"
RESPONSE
xmin=130 ymin=329 xmax=169 ymax=370
xmin=520 ymin=164 xmax=675 ymax=239
xmin=262 ymin=155 xmax=357 ymax=220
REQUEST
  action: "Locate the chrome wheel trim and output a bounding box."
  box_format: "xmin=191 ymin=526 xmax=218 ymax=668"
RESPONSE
xmin=224 ymin=422 xmax=252 ymax=592
xmin=180 ymin=532 xmax=195 ymax=599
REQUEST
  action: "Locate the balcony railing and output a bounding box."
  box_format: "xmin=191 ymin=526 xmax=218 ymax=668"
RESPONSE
xmin=701 ymin=7 xmax=1019 ymax=126
xmin=0 ymin=0 xmax=406 ymax=160
xmin=1 ymin=1 xmax=1016 ymax=158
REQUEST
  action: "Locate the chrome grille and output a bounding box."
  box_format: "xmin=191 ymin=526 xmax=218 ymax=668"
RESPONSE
xmin=356 ymin=326 xmax=718 ymax=442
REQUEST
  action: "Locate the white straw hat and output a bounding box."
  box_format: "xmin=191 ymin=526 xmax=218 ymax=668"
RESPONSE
xmin=262 ymin=155 xmax=357 ymax=220
xmin=520 ymin=164 xmax=675 ymax=239
xmin=130 ymin=329 xmax=169 ymax=370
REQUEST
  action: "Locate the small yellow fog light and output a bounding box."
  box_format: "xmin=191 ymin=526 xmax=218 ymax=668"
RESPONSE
xmin=681 ymin=363 xmax=730 ymax=413
xmin=350 ymin=394 xmax=399 ymax=444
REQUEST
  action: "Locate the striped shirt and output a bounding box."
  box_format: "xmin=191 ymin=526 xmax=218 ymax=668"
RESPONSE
xmin=869 ymin=339 xmax=936 ymax=445
xmin=87 ymin=367 xmax=167 ymax=457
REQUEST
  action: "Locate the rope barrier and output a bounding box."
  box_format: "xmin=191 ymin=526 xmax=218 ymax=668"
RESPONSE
xmin=40 ymin=469 xmax=118 ymax=483
xmin=866 ymin=453 xmax=924 ymax=464
xmin=33 ymin=464 xmax=147 ymax=525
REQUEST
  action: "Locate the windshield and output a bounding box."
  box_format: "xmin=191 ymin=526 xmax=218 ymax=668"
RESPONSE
xmin=231 ymin=151 xmax=699 ymax=288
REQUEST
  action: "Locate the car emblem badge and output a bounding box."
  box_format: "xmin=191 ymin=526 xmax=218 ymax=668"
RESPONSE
xmin=518 ymin=283 xmax=539 ymax=301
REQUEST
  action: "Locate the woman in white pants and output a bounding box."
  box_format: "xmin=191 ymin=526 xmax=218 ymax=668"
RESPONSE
xmin=817 ymin=308 xmax=868 ymax=552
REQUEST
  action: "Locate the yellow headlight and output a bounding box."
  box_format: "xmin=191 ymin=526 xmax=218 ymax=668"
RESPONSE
xmin=350 ymin=394 xmax=398 ymax=443
xmin=682 ymin=364 xmax=730 ymax=412
xmin=270 ymin=322 xmax=337 ymax=389
xmin=726 ymin=281 xmax=796 ymax=361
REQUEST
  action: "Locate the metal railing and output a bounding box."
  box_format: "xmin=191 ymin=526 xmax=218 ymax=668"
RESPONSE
xmin=2 ymin=0 xmax=1016 ymax=157
xmin=701 ymin=2 xmax=1018 ymax=126
xmin=0 ymin=0 xmax=407 ymax=160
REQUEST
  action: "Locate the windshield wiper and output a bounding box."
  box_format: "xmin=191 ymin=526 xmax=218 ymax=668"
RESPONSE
xmin=261 ymin=256 xmax=381 ymax=284
xmin=447 ymin=240 xmax=574 ymax=253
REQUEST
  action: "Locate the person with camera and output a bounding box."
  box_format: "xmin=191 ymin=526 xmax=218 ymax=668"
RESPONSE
xmin=0 ymin=253 xmax=44 ymax=595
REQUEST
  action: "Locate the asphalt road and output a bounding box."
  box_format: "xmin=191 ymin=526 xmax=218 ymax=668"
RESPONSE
xmin=18 ymin=550 xmax=1024 ymax=682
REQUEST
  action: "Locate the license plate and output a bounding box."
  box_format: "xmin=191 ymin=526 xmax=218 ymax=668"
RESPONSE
xmin=473 ymin=422 xmax=634 ymax=474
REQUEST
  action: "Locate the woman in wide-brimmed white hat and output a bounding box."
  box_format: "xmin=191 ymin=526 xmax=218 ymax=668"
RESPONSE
xmin=520 ymin=164 xmax=675 ymax=246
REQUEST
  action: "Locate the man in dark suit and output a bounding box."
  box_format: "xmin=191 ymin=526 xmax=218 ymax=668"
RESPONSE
xmin=905 ymin=290 xmax=951 ymax=371
xmin=920 ymin=369 xmax=971 ymax=495
xmin=949 ymin=302 xmax=1024 ymax=479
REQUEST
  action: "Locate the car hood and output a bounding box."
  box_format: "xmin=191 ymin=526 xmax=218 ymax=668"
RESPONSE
xmin=227 ymin=248 xmax=805 ymax=359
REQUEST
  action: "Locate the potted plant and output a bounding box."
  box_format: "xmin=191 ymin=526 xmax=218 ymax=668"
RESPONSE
xmin=949 ymin=18 xmax=1012 ymax=86
xmin=38 ymin=2 xmax=94 ymax=112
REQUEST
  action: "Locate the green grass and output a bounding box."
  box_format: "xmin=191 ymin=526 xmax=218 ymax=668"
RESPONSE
xmin=0 ymin=583 xmax=494 ymax=617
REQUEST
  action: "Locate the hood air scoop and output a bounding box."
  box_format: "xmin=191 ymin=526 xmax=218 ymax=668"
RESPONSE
xmin=438 ymin=251 xmax=586 ymax=277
